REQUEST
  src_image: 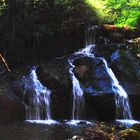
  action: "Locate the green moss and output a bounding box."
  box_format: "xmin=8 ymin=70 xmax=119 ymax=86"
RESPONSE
xmin=117 ymin=129 xmax=140 ymax=140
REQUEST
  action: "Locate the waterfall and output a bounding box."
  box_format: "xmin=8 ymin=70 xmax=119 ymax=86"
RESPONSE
xmin=75 ymin=26 xmax=132 ymax=119
xmin=22 ymin=67 xmax=52 ymax=120
xmin=101 ymin=59 xmax=132 ymax=119
xmin=85 ymin=26 xmax=97 ymax=46
xmin=69 ymin=60 xmax=85 ymax=120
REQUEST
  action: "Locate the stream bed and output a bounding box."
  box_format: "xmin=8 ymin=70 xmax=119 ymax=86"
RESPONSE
xmin=0 ymin=120 xmax=140 ymax=140
xmin=0 ymin=121 xmax=94 ymax=140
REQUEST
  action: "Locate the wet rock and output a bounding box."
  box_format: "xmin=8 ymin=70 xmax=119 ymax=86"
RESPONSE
xmin=129 ymin=94 xmax=140 ymax=120
xmin=73 ymin=57 xmax=95 ymax=81
xmin=0 ymin=57 xmax=26 ymax=123
xmin=0 ymin=78 xmax=26 ymax=123
xmin=6 ymin=51 xmax=140 ymax=121
xmin=117 ymin=129 xmax=140 ymax=140
xmin=127 ymin=37 xmax=140 ymax=59
xmin=85 ymin=93 xmax=116 ymax=121
xmin=36 ymin=58 xmax=72 ymax=120
xmin=0 ymin=96 xmax=26 ymax=123
xmin=109 ymin=32 xmax=125 ymax=43
xmin=132 ymin=124 xmax=140 ymax=132
xmin=109 ymin=49 xmax=140 ymax=120
xmin=33 ymin=56 xmax=117 ymax=120
xmin=72 ymin=135 xmax=84 ymax=140
xmin=77 ymin=121 xmax=87 ymax=125
xmin=111 ymin=50 xmax=140 ymax=81
xmin=102 ymin=24 xmax=140 ymax=42
xmin=36 ymin=58 xmax=71 ymax=90
xmin=81 ymin=125 xmax=113 ymax=140
xmin=73 ymin=57 xmax=113 ymax=94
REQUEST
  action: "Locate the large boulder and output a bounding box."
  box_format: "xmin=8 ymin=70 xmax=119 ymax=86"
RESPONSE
xmin=35 ymin=58 xmax=72 ymax=120
xmin=73 ymin=57 xmax=95 ymax=81
xmin=17 ymin=56 xmax=116 ymax=120
xmin=117 ymin=129 xmax=140 ymax=140
xmin=0 ymin=96 xmax=26 ymax=123
xmin=109 ymin=48 xmax=140 ymax=119
xmin=4 ymin=46 xmax=140 ymax=121
xmin=0 ymin=56 xmax=26 ymax=123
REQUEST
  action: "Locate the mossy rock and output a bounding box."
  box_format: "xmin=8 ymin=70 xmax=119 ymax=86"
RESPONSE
xmin=82 ymin=129 xmax=112 ymax=140
xmin=132 ymin=124 xmax=140 ymax=132
xmin=117 ymin=129 xmax=140 ymax=140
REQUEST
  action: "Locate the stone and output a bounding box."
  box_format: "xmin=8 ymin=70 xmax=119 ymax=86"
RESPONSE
xmin=85 ymin=93 xmax=115 ymax=121
xmin=35 ymin=58 xmax=72 ymax=120
xmin=117 ymin=129 xmax=140 ymax=140
xmin=73 ymin=58 xmax=94 ymax=82
xmin=0 ymin=96 xmax=26 ymax=123
xmin=0 ymin=57 xmax=26 ymax=123
xmin=81 ymin=125 xmax=113 ymax=140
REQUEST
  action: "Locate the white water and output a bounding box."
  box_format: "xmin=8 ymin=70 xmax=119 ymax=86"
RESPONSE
xmin=26 ymin=120 xmax=58 ymax=125
xmin=101 ymin=58 xmax=132 ymax=119
xmin=66 ymin=120 xmax=91 ymax=126
xmin=75 ymin=26 xmax=132 ymax=119
xmin=116 ymin=119 xmax=140 ymax=128
xmin=23 ymin=67 xmax=52 ymax=120
xmin=69 ymin=60 xmax=85 ymax=120
xmin=67 ymin=27 xmax=97 ymax=120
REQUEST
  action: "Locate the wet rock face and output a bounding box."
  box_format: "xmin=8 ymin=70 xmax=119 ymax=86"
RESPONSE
xmin=0 ymin=96 xmax=26 ymax=123
xmin=81 ymin=126 xmax=113 ymax=140
xmin=0 ymin=58 xmax=26 ymax=123
xmin=73 ymin=57 xmax=95 ymax=82
xmin=1 ymin=39 xmax=140 ymax=122
xmin=36 ymin=58 xmax=72 ymax=119
xmin=101 ymin=24 xmax=140 ymax=43
xmin=129 ymin=94 xmax=140 ymax=120
xmin=36 ymin=58 xmax=71 ymax=90
xmin=85 ymin=93 xmax=116 ymax=121
xmin=27 ymin=56 xmax=115 ymax=120
xmin=111 ymin=50 xmax=140 ymax=82
xmin=73 ymin=56 xmax=113 ymax=94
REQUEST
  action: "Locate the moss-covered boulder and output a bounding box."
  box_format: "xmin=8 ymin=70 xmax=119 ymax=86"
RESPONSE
xmin=117 ymin=129 xmax=140 ymax=140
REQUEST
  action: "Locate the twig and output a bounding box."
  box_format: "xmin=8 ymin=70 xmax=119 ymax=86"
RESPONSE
xmin=0 ymin=54 xmax=11 ymax=72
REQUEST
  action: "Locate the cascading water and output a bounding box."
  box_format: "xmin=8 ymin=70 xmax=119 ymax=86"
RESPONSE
xmin=85 ymin=26 xmax=97 ymax=46
xmin=101 ymin=59 xmax=132 ymax=119
xmin=68 ymin=26 xmax=98 ymax=121
xmin=22 ymin=67 xmax=52 ymax=121
xmin=69 ymin=60 xmax=85 ymax=120
xmin=76 ymin=26 xmax=132 ymax=119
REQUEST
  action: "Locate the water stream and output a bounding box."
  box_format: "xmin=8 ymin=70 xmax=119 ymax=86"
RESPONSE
xmin=23 ymin=26 xmax=133 ymax=122
xmin=22 ymin=67 xmax=52 ymax=121
xmin=82 ymin=26 xmax=132 ymax=119
xmin=68 ymin=60 xmax=85 ymax=120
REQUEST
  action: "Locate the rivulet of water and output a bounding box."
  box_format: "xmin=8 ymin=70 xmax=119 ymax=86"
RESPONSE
xmin=68 ymin=60 xmax=85 ymax=120
xmin=74 ymin=26 xmax=133 ymax=119
xmin=22 ymin=66 xmax=52 ymax=120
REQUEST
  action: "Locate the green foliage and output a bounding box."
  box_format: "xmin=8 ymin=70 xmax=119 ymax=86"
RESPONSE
xmin=116 ymin=7 xmax=140 ymax=27
xmin=86 ymin=0 xmax=114 ymax=23
xmin=0 ymin=0 xmax=99 ymax=38
xmin=0 ymin=0 xmax=7 ymax=15
xmin=87 ymin=0 xmax=140 ymax=28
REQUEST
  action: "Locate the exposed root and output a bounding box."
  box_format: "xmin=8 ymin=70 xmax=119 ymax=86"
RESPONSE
xmin=0 ymin=54 xmax=11 ymax=72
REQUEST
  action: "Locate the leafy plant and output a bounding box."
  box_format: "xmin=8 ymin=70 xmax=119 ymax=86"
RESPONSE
xmin=87 ymin=0 xmax=140 ymax=28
